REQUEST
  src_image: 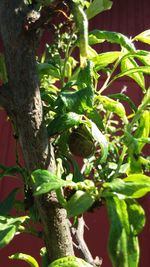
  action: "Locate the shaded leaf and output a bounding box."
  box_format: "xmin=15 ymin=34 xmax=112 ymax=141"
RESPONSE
xmin=56 ymin=87 xmax=93 ymax=114
xmin=0 ymin=226 xmax=16 ymax=249
xmin=87 ymin=108 xmax=104 ymax=130
xmin=47 ymin=112 xmax=82 ymax=137
xmin=0 ymin=165 xmax=24 ymax=180
xmin=0 ymin=188 xmax=19 ymax=215
xmin=77 ymin=60 xmax=94 ymax=89
xmin=66 ymin=190 xmax=94 ymax=218
xmin=37 ymin=63 xmax=60 ymax=79
xmin=88 ymin=120 xmax=108 ymax=162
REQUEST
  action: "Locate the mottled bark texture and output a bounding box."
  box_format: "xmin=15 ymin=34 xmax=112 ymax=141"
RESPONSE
xmin=0 ymin=0 xmax=74 ymax=262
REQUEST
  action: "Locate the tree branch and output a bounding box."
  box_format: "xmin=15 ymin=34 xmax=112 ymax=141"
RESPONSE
xmin=0 ymin=0 xmax=74 ymax=262
xmin=71 ymin=217 xmax=102 ymax=267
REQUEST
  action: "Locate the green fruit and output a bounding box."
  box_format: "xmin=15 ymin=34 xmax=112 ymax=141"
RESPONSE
xmin=68 ymin=124 xmax=95 ymax=158
xmin=48 ymin=256 xmax=93 ymax=267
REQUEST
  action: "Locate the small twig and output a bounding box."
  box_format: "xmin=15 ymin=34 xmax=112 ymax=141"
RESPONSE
xmin=71 ymin=216 xmax=102 ymax=266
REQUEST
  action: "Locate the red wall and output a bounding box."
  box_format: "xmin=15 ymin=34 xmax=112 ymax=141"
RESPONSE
xmin=0 ymin=1 xmax=150 ymax=266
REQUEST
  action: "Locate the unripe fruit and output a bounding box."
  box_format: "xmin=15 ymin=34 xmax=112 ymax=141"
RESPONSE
xmin=68 ymin=124 xmax=95 ymax=158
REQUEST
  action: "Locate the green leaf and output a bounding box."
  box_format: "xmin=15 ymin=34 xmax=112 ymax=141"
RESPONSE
xmin=0 ymin=164 xmax=25 ymax=180
xmin=86 ymin=0 xmax=112 ymax=20
xmin=95 ymin=95 xmax=127 ymax=123
xmin=40 ymin=247 xmax=49 ymax=267
xmin=68 ymin=157 xmax=84 ymax=182
xmin=121 ymin=55 xmax=145 ymax=92
xmin=37 ymin=63 xmax=60 ymax=79
xmin=88 ymin=120 xmax=108 ymax=162
xmin=124 ymin=174 xmax=150 ymax=198
xmin=49 ymin=256 xmax=93 ymax=267
xmin=87 ymin=108 xmax=104 ymax=130
xmin=47 ymin=112 xmax=82 ymax=137
xmin=32 ymin=170 xmax=67 ymax=196
xmin=108 ymin=93 xmax=137 ymax=113
xmin=134 ymin=30 xmax=150 ymax=45
xmin=114 ymin=66 xmax=150 ymax=81
xmin=0 ymin=226 xmax=16 ymax=249
xmin=103 ymin=174 xmax=150 ymax=198
xmin=91 ymin=51 xmax=122 ymax=70
xmin=56 ymin=87 xmax=93 ymax=114
xmin=0 ymin=188 xmax=19 ymax=215
xmin=126 ymin=199 xmax=145 ymax=235
xmin=89 ymin=30 xmax=135 ymax=51
xmin=106 ymin=197 xmax=139 ymax=267
xmin=77 ymin=60 xmax=94 ymax=89
xmin=9 ymin=253 xmax=39 ymax=267
xmin=66 ymin=190 xmax=94 ymax=218
xmin=0 ymin=215 xmax=28 ymax=248
xmin=134 ymin=110 xmax=150 ymax=152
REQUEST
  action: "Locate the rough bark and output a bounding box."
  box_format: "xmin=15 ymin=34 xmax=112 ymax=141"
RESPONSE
xmin=0 ymin=0 xmax=74 ymax=262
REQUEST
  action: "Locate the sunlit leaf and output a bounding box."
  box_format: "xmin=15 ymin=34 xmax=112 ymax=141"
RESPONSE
xmin=134 ymin=110 xmax=150 ymax=152
xmin=49 ymin=256 xmax=93 ymax=267
xmin=91 ymin=51 xmax=122 ymax=70
xmin=0 ymin=215 xmax=28 ymax=248
xmin=9 ymin=253 xmax=39 ymax=267
xmin=114 ymin=66 xmax=150 ymax=81
xmin=121 ymin=53 xmax=145 ymax=91
xmin=86 ymin=0 xmax=113 ymax=20
xmin=89 ymin=30 xmax=135 ymax=51
xmin=108 ymin=93 xmax=137 ymax=113
xmin=124 ymin=174 xmax=150 ymax=198
xmin=103 ymin=174 xmax=150 ymax=198
xmin=32 ymin=169 xmax=68 ymax=195
xmin=106 ymin=197 xmax=139 ymax=267
xmin=40 ymin=247 xmax=49 ymax=267
xmin=134 ymin=30 xmax=150 ymax=45
xmin=126 ymin=199 xmax=145 ymax=235
xmin=95 ymin=95 xmax=127 ymax=123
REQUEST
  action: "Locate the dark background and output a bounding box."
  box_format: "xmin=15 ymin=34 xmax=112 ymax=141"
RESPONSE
xmin=0 ymin=0 xmax=150 ymax=266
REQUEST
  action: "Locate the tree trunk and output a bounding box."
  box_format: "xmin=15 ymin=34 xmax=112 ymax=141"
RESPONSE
xmin=0 ymin=0 xmax=74 ymax=262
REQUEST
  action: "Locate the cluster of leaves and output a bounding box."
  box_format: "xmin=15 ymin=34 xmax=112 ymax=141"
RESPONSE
xmin=0 ymin=0 xmax=150 ymax=267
